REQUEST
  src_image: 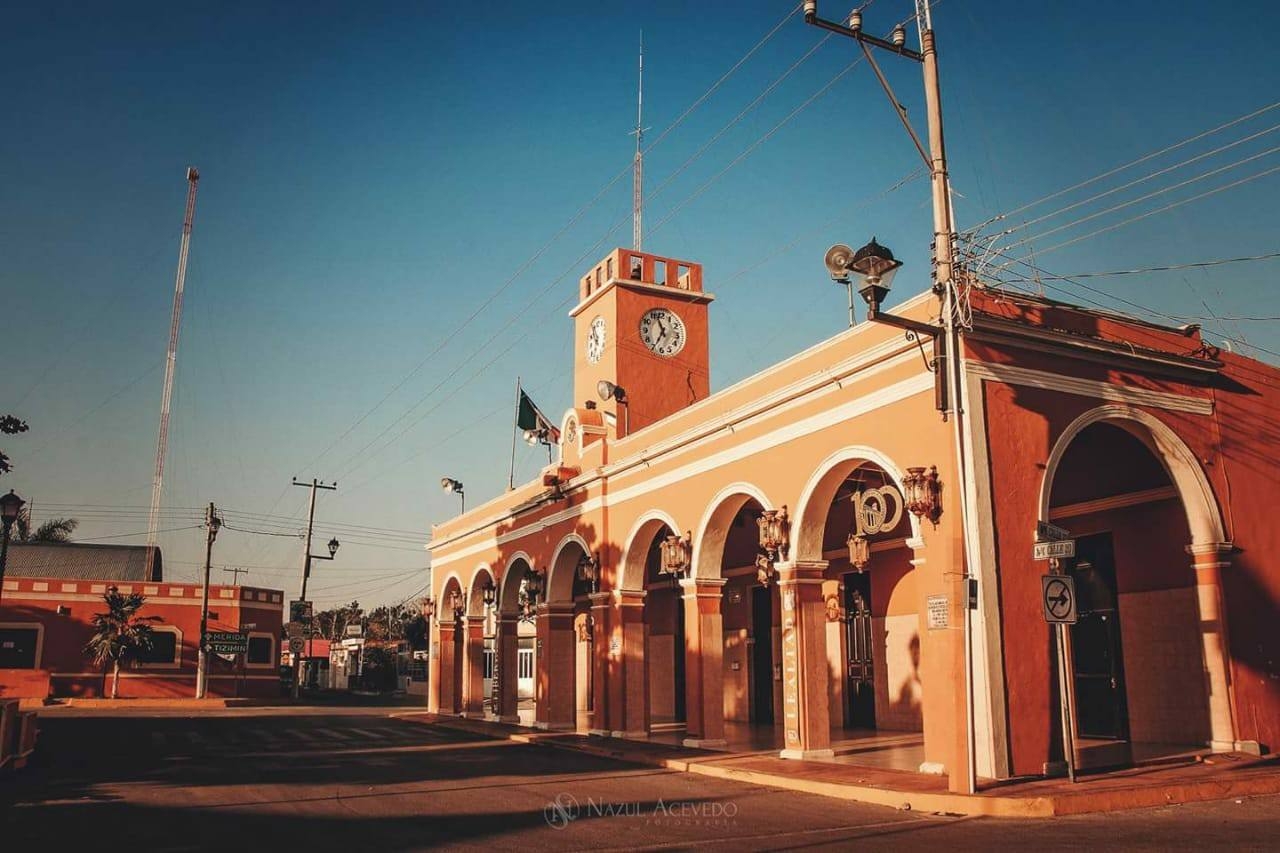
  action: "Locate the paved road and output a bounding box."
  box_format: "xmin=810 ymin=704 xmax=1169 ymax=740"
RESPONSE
xmin=2 ymin=708 xmax=1277 ymax=851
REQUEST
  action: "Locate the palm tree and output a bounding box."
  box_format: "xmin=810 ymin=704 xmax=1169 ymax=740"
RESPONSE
xmin=13 ymin=509 xmax=78 ymax=543
xmin=83 ymin=587 xmax=162 ymax=699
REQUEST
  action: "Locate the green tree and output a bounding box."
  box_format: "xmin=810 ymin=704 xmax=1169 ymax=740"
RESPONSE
xmin=83 ymin=587 xmax=162 ymax=699
xmin=0 ymin=414 xmax=28 ymax=477
xmin=13 ymin=509 xmax=78 ymax=543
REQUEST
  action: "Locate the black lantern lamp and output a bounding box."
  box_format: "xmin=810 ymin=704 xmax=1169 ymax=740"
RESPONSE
xmin=481 ymin=579 xmax=496 ymax=608
xmin=847 ymin=238 xmax=903 ymax=314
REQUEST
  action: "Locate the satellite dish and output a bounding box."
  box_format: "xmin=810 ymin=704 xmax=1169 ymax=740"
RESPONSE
xmin=824 ymin=244 xmax=854 ymax=282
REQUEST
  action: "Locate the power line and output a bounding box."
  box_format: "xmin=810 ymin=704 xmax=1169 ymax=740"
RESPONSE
xmin=277 ymin=5 xmax=799 ymax=491
xmin=999 ymin=252 xmax=1280 ymax=282
xmin=995 ymin=162 xmax=1280 ymax=269
xmin=964 ymin=100 xmax=1280 ymax=235
xmin=994 ymin=145 xmax=1280 ymax=257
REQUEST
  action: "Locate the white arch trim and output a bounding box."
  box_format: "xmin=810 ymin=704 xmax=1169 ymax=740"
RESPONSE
xmin=692 ymin=482 xmax=774 ymax=580
xmin=439 ymin=571 xmax=465 ymax=596
xmin=618 ymin=509 xmax=681 ymax=592
xmin=547 ymin=532 xmax=592 ymax=602
xmin=792 ymin=446 xmax=923 ymax=562
xmin=1038 ymin=404 xmax=1226 ymax=546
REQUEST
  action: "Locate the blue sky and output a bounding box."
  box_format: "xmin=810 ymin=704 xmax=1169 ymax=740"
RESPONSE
xmin=3 ymin=1 xmax=1278 ymax=609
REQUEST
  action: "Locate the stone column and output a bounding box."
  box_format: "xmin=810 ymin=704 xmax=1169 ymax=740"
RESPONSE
xmin=541 ymin=602 xmax=577 ymax=731
xmin=588 ymin=592 xmax=613 ymax=736
xmin=462 ymin=614 xmax=485 ymax=717
xmin=776 ymin=560 xmax=833 ymax=760
xmin=496 ymin=613 xmax=520 ymax=723
xmin=680 ymin=577 xmax=727 ymax=748
xmin=1189 ymin=543 xmax=1244 ymax=752
xmin=427 ymin=616 xmax=443 ymax=714
xmin=614 ymin=589 xmax=649 ymax=738
xmin=437 ymin=620 xmax=457 ymax=714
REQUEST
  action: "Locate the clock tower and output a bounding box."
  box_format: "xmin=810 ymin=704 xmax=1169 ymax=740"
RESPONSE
xmin=571 ymin=248 xmax=713 ymax=437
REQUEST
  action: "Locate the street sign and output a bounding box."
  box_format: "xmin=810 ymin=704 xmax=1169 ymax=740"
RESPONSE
xmin=1041 ymin=575 xmax=1078 ymax=624
xmin=289 ymin=637 xmax=305 ymax=654
xmin=1033 ymin=539 xmax=1076 ymax=560
xmin=286 ymin=620 xmax=305 ymax=639
xmin=289 ymin=600 xmax=313 ymax=623
xmin=1036 ymin=520 xmax=1071 ymax=542
xmin=207 ymin=631 xmax=248 ymax=654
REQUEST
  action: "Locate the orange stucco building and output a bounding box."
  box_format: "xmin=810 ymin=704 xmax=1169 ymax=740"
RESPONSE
xmin=427 ymin=246 xmax=1280 ymax=788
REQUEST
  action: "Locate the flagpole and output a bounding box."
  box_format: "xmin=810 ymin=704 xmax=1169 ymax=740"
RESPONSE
xmin=508 ymin=376 xmax=521 ymax=490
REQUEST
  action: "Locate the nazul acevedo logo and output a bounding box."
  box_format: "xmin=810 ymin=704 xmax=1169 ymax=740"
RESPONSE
xmin=543 ymin=794 xmax=739 ymax=829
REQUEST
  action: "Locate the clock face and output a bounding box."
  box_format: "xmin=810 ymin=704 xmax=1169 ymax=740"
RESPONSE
xmin=639 ymin=308 xmax=686 ymax=358
xmin=586 ymin=316 xmax=606 ymax=364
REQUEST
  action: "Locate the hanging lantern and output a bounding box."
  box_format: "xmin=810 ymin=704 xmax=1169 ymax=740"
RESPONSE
xmin=481 ymin=579 xmax=496 ymax=608
xmin=847 ymin=531 xmax=871 ymax=572
xmin=577 ymin=552 xmax=601 ymax=594
xmin=519 ymin=568 xmax=544 ymax=622
xmin=449 ymin=590 xmax=465 ymax=620
xmin=902 ymin=465 xmax=942 ymax=524
xmin=755 ymin=506 xmax=790 ymax=586
xmin=421 ymin=597 xmax=436 ymax=619
xmin=659 ymin=531 xmax=692 ymax=581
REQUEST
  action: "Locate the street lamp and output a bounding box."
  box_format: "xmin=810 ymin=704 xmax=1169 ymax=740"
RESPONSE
xmin=421 ymin=597 xmax=436 ymax=619
xmin=597 ymin=380 xmax=630 ymax=435
xmin=519 ymin=568 xmax=544 ymax=622
xmin=0 ymin=490 xmax=27 ymax=606
xmin=441 ymin=477 xmax=465 ymax=513
xmin=902 ymin=465 xmax=943 ymax=525
xmin=481 ymin=579 xmax=496 ymax=609
xmin=577 ymin=551 xmax=601 ymax=595
xmin=827 ymin=237 xmax=947 ymax=412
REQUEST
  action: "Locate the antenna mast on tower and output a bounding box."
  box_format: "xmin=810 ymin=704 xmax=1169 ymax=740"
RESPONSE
xmin=631 ymin=31 xmax=645 ymax=251
xmin=146 ymin=167 xmax=200 ymax=578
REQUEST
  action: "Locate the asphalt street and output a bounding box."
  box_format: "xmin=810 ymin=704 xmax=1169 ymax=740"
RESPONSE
xmin=2 ymin=707 xmax=1277 ymax=852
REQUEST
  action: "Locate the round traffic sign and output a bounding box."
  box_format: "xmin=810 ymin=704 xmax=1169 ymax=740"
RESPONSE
xmin=1044 ymin=578 xmax=1073 ymax=619
xmin=289 ymin=637 xmax=305 ymax=654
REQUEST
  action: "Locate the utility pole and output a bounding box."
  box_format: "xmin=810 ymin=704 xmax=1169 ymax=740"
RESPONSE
xmin=291 ymin=477 xmax=337 ymax=698
xmin=195 ymin=502 xmax=222 ymax=699
xmin=222 ymin=566 xmax=249 ymax=585
xmin=146 ymin=168 xmax=200 ymax=582
xmin=803 ymin=0 xmax=977 ymax=795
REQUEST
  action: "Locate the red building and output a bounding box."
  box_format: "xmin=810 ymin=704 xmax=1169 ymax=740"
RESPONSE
xmin=0 ymin=543 xmax=284 ymax=699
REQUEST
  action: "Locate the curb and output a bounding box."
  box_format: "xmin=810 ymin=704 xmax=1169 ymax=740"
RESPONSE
xmin=406 ymin=714 xmax=1280 ymax=818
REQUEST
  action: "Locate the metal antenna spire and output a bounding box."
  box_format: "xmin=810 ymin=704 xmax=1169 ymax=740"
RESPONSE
xmin=146 ymin=167 xmax=200 ymax=580
xmin=631 ymin=30 xmax=646 ymax=251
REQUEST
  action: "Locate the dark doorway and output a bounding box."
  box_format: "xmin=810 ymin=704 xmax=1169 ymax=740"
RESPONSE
xmin=1070 ymin=533 xmax=1130 ymax=740
xmin=843 ymin=572 xmax=876 ymax=729
xmin=750 ymin=584 xmax=774 ymax=725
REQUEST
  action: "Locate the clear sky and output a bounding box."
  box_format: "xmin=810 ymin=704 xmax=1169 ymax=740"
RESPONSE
xmin=4 ymin=1 xmax=1278 ymax=610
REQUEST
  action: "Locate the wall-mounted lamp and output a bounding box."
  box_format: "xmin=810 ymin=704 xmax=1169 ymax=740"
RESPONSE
xmin=597 ymin=380 xmax=630 ymax=435
xmin=440 ymin=477 xmax=465 ymax=513
xmin=902 ymin=465 xmax=943 ymax=525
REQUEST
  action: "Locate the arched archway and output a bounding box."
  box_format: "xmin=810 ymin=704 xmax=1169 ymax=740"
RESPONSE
xmin=494 ymin=553 xmax=535 ymax=725
xmin=436 ymin=574 xmax=465 ymax=715
xmin=460 ymin=566 xmax=495 ymax=717
xmin=1038 ymin=406 xmax=1233 ymax=760
xmin=620 ymin=514 xmax=686 ymax=734
xmin=539 ymin=534 xmax=592 ymax=731
xmin=791 ymin=448 xmax=926 ymax=757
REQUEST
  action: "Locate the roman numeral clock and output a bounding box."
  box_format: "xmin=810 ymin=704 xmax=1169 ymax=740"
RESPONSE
xmin=571 ymin=249 xmax=714 ymax=437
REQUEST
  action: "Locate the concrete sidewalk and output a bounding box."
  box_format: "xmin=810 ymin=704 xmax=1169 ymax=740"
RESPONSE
xmin=402 ymin=713 xmax=1280 ymax=818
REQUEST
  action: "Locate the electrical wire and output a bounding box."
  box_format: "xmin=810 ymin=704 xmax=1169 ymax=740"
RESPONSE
xmin=998 ymin=252 xmax=1280 ymax=282
xmin=964 ymin=100 xmax=1280 ymax=235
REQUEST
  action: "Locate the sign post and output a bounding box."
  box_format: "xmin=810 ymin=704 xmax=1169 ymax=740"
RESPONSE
xmin=1036 ymin=523 xmax=1079 ymax=783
